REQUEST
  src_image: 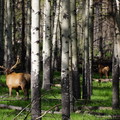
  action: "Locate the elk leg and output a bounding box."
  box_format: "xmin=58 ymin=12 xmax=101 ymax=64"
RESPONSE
xmin=21 ymin=85 xmax=29 ymax=100
xmin=16 ymin=89 xmax=19 ymax=97
xmin=9 ymin=87 xmax=12 ymax=96
xmin=100 ymin=73 xmax=102 ymax=78
xmin=23 ymin=88 xmax=29 ymax=100
xmin=105 ymin=71 xmax=108 ymax=78
xmin=23 ymin=89 xmax=29 ymax=100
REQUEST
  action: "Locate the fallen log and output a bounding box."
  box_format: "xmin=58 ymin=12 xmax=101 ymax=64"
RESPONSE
xmin=0 ymin=104 xmax=30 ymax=111
xmin=93 ymin=78 xmax=112 ymax=82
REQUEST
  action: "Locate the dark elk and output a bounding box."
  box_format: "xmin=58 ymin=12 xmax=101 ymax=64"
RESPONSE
xmin=0 ymin=57 xmax=31 ymax=100
xmin=98 ymin=64 xmax=110 ymax=79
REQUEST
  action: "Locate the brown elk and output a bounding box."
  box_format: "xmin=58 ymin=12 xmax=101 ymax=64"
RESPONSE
xmin=98 ymin=64 xmax=110 ymax=79
xmin=0 ymin=57 xmax=30 ymax=100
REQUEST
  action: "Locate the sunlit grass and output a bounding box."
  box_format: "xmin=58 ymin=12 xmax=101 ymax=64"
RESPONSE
xmin=91 ymin=81 xmax=112 ymax=106
xmin=42 ymin=86 xmax=61 ymax=99
xmin=42 ymin=113 xmax=109 ymax=120
xmin=0 ymin=109 xmax=31 ymax=120
xmin=0 ymin=74 xmax=120 ymax=120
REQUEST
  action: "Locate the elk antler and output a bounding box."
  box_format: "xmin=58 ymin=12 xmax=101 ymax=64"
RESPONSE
xmin=0 ymin=66 xmax=6 ymax=70
xmin=10 ymin=56 xmax=20 ymax=70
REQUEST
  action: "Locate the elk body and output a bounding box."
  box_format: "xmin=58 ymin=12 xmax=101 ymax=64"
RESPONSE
xmin=98 ymin=64 xmax=110 ymax=78
xmin=0 ymin=57 xmax=31 ymax=100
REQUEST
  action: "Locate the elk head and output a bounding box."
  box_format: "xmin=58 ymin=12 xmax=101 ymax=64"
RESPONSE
xmin=0 ymin=56 xmax=20 ymax=74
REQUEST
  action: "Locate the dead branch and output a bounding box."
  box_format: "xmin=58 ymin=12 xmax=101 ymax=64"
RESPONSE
xmin=0 ymin=104 xmax=26 ymax=111
xmin=93 ymin=78 xmax=112 ymax=82
xmin=36 ymin=103 xmax=61 ymax=120
xmin=13 ymin=103 xmax=31 ymax=120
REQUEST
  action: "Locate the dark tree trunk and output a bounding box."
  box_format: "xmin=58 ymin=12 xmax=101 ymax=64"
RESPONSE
xmin=21 ymin=0 xmax=26 ymax=71
xmin=0 ymin=0 xmax=4 ymax=65
xmin=89 ymin=0 xmax=94 ymax=96
xmin=51 ymin=0 xmax=60 ymax=84
xmin=12 ymin=0 xmax=16 ymax=64
xmin=69 ymin=21 xmax=74 ymax=112
xmin=4 ymin=0 xmax=13 ymax=68
xmin=109 ymin=0 xmax=120 ymax=110
xmin=112 ymin=62 xmax=119 ymax=109
xmin=98 ymin=0 xmax=103 ymax=58
xmin=26 ymin=0 xmax=31 ymax=73
xmin=71 ymin=0 xmax=80 ymax=100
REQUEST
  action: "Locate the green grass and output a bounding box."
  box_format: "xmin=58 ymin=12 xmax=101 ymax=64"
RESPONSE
xmin=0 ymin=75 xmax=120 ymax=120
xmin=0 ymin=109 xmax=31 ymax=120
xmin=91 ymin=82 xmax=112 ymax=106
xmin=0 ymin=110 xmax=112 ymax=120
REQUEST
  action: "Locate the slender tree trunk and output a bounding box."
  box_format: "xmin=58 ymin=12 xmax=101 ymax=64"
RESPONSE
xmin=112 ymin=0 xmax=119 ymax=109
xmin=12 ymin=0 xmax=16 ymax=63
xmin=81 ymin=1 xmax=86 ymax=99
xmin=69 ymin=11 xmax=73 ymax=112
xmin=4 ymin=0 xmax=12 ymax=68
xmin=61 ymin=0 xmax=70 ymax=119
xmin=71 ymin=0 xmax=80 ymax=100
xmin=114 ymin=0 xmax=120 ymax=31
xmin=112 ymin=59 xmax=119 ymax=109
xmin=56 ymin=19 xmax=62 ymax=71
xmin=26 ymin=0 xmax=31 ymax=73
xmin=69 ymin=39 xmax=74 ymax=113
xmin=31 ymin=0 xmax=41 ymax=119
xmin=51 ymin=0 xmax=60 ymax=71
xmin=42 ymin=0 xmax=51 ymax=90
xmin=0 ymin=0 xmax=4 ymax=64
xmin=4 ymin=0 xmax=7 ymax=67
xmin=83 ymin=0 xmax=91 ymax=100
xmin=7 ymin=0 xmax=12 ymax=67
xmin=89 ymin=0 xmax=94 ymax=96
xmin=51 ymin=0 xmax=60 ymax=83
xmin=98 ymin=0 xmax=103 ymax=58
xmin=0 ymin=0 xmax=4 ymax=47
xmin=21 ymin=0 xmax=26 ymax=71
xmin=112 ymin=26 xmax=119 ymax=109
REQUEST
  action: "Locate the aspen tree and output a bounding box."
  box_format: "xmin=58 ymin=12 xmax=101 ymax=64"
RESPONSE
xmin=61 ymin=0 xmax=70 ymax=119
xmin=31 ymin=0 xmax=41 ymax=119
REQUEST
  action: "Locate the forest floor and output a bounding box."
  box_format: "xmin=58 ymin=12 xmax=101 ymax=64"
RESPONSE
xmin=0 ymin=75 xmax=120 ymax=120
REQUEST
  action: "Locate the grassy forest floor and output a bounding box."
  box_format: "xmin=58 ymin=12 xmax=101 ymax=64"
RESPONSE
xmin=0 ymin=74 xmax=120 ymax=120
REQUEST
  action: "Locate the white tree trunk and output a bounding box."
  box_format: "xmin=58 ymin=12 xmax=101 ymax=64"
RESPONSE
xmin=61 ymin=0 xmax=70 ymax=119
xmin=31 ymin=0 xmax=41 ymax=119
xmin=42 ymin=0 xmax=51 ymax=90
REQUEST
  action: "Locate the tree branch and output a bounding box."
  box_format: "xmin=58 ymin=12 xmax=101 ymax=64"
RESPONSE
xmin=36 ymin=104 xmax=61 ymax=120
